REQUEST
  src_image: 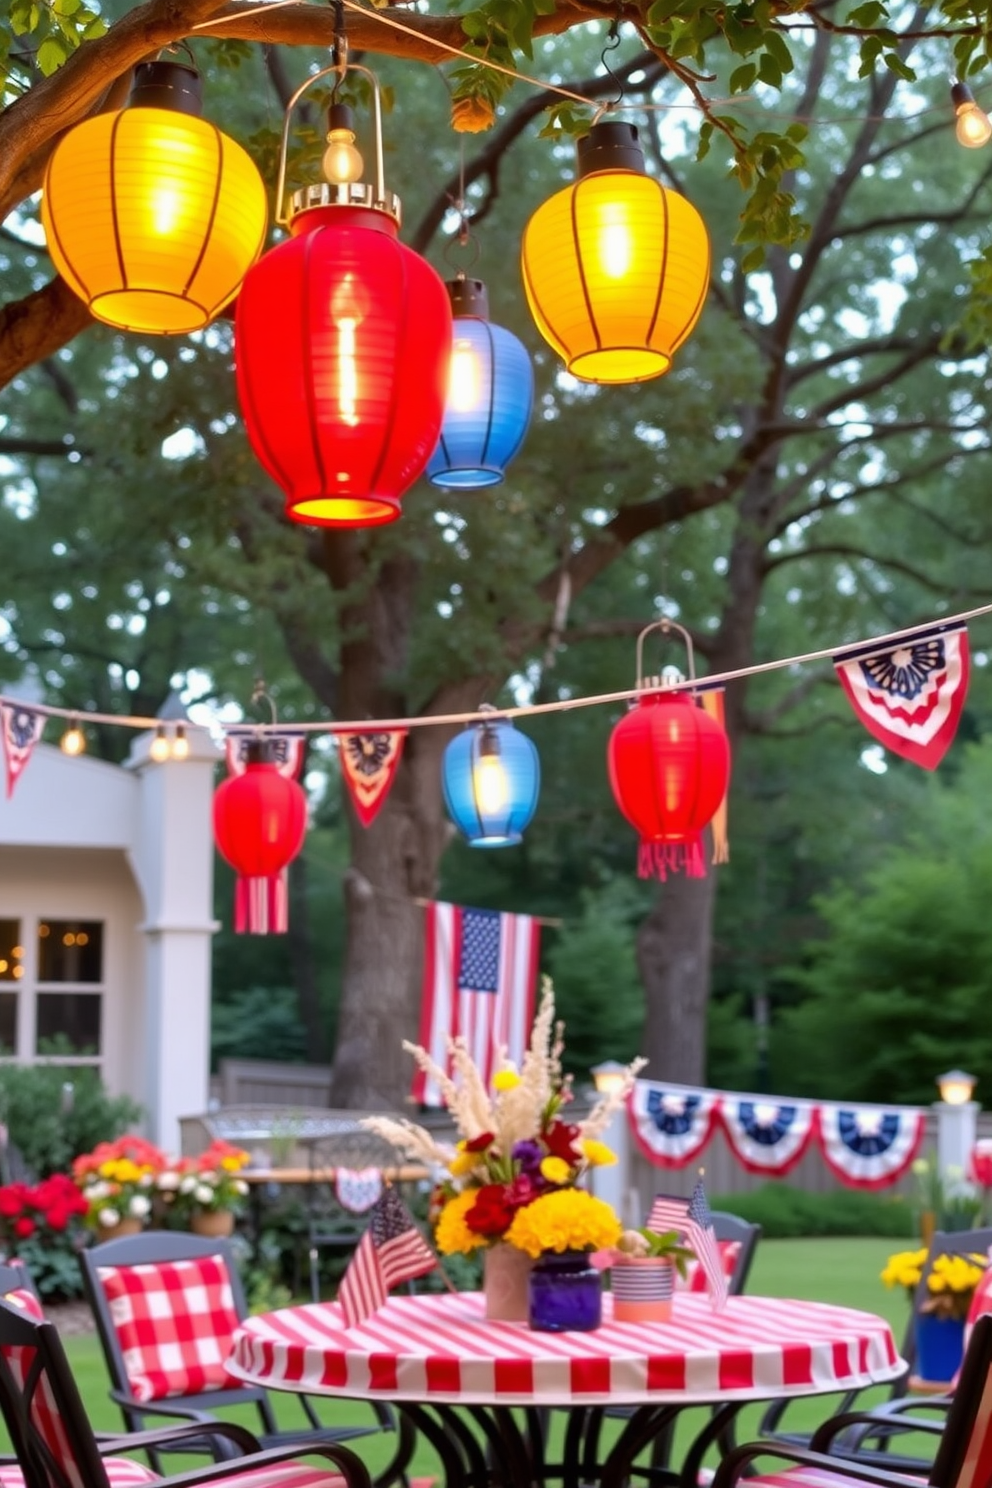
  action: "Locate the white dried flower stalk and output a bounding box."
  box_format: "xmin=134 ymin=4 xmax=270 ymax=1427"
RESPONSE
xmin=449 ymin=1039 xmax=495 ymax=1138
xmin=360 ymin=1115 xmax=453 ymax=1167
xmin=495 ymin=1076 xmax=545 ymax=1152
xmin=579 ymin=1057 xmax=647 ymax=1140
xmin=518 ymin=976 xmax=556 ymax=1113
xmin=402 ymin=1039 xmax=462 ymax=1114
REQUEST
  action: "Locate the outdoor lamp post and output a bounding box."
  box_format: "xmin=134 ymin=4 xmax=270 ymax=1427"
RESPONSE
xmin=591 ymin=1060 xmax=634 ymax=1224
xmin=934 ymin=1069 xmax=979 ymax=1192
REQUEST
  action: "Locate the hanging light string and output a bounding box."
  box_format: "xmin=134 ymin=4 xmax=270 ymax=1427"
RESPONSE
xmin=8 ymin=598 xmax=992 ymax=739
xmin=190 ymin=0 xmax=978 ymax=127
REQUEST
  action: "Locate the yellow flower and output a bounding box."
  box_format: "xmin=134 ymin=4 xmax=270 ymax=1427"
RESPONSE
xmin=581 ymin=1140 xmax=617 ymax=1168
xmin=504 ymin=1189 xmax=621 ymax=1259
xmin=540 ymin=1156 xmax=572 ymax=1185
xmin=880 ymin=1248 xmax=927 ymax=1291
xmin=928 ymin=1255 xmax=985 ymax=1295
xmin=434 ymin=1189 xmax=488 ymax=1256
xmin=106 ymin=1159 xmax=142 ymax=1184
xmin=448 ymin=1151 xmax=477 ymax=1178
xmin=493 ymin=1069 xmax=520 ymax=1092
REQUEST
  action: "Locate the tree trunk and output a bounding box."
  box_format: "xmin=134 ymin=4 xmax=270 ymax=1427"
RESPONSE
xmin=288 ymin=851 xmax=326 ymax=1062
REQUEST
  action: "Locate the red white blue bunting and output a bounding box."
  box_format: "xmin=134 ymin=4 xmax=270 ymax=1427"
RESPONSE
xmin=833 ymin=624 xmax=969 ymax=771
xmin=719 ymin=1097 xmax=815 ymax=1176
xmin=628 ymin=1081 xmax=925 ymax=1188
xmin=627 ymin=1083 xmax=719 ymax=1169
xmin=817 ymin=1104 xmax=925 ymax=1190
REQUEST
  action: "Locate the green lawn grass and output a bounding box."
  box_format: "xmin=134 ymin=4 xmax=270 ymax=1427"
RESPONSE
xmin=55 ymin=1237 xmax=916 ymax=1482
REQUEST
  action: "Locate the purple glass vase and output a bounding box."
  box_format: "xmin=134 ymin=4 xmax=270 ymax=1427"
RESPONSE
xmin=528 ymin=1249 xmax=602 ymax=1332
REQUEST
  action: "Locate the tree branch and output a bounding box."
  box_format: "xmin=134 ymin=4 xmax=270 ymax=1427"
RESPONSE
xmin=0 ymin=277 xmax=92 ymax=393
xmin=764 ymin=541 xmax=987 ymax=595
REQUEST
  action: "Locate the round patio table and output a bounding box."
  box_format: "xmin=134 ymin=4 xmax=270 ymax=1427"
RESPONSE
xmin=229 ymin=1291 xmax=905 ymax=1488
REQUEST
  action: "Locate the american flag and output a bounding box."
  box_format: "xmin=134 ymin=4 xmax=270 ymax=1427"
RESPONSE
xmin=337 ymin=1188 xmax=437 ymax=1327
xmin=411 ymin=902 xmax=540 ymax=1105
xmin=647 ymin=1181 xmax=728 ymax=1311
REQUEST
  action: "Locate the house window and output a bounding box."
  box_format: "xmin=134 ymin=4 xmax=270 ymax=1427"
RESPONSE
xmin=33 ymin=920 xmax=104 ymax=1066
xmin=0 ymin=922 xmax=22 ymax=1054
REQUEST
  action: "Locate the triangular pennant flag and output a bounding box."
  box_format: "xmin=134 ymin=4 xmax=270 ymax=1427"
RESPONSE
xmin=1 ymin=704 xmax=45 ymax=799
xmin=833 ymin=625 xmax=969 ymax=770
xmin=335 ymin=730 xmax=406 ymax=827
xmin=224 ymin=732 xmax=305 ymax=780
xmin=699 ymin=689 xmax=729 ymax=863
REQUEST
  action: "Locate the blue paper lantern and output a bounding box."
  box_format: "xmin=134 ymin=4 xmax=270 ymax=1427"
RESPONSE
xmin=443 ymin=717 xmax=540 ymax=846
xmin=427 ymin=277 xmax=533 ymax=490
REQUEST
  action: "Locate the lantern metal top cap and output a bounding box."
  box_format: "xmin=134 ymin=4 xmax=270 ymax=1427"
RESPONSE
xmin=952 ymin=80 xmax=976 ymax=109
xmin=289 ymin=182 xmax=401 ymax=225
xmin=937 ymin=1069 xmax=977 ymax=1104
xmin=446 ymin=276 xmax=490 ymax=320
xmin=128 ymin=61 xmax=204 ymax=118
xmin=577 ymin=120 xmax=646 ymax=179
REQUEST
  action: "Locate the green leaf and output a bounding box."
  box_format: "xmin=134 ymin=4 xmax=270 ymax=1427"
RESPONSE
xmin=37 ymin=34 xmax=68 ymax=73
xmin=882 ymin=51 xmax=915 ymax=80
xmin=763 ymin=29 xmax=794 ymax=73
xmin=729 ymin=62 xmax=758 ymax=93
xmin=741 ymin=244 xmax=766 ymax=272
xmin=757 ymin=54 xmax=783 ymax=87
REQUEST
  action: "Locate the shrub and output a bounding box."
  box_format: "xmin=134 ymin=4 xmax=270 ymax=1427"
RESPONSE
xmin=0 ymin=1065 xmax=142 ymax=1178
xmin=0 ymin=1175 xmax=90 ymax=1300
xmin=710 ymin=1182 xmax=916 ymax=1238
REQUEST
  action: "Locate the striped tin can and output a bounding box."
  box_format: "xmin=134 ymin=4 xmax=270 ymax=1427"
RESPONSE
xmin=611 ymin=1258 xmax=675 ymax=1322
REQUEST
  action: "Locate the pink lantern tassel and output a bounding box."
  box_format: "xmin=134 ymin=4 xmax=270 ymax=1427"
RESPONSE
xmin=234 ymin=870 xmax=289 ymax=934
xmin=637 ymin=837 xmax=706 ymax=881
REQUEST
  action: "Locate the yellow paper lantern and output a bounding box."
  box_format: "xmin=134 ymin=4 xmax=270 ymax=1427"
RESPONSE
xmin=42 ymin=63 xmax=267 ymax=335
xmin=521 ymin=122 xmax=710 ymax=384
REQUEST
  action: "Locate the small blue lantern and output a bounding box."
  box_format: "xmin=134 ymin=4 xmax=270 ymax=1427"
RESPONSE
xmin=427 ymin=276 xmax=534 ymax=490
xmin=442 ymin=715 xmax=540 ymax=846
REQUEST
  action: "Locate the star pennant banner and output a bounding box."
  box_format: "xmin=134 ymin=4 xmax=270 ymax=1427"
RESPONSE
xmin=335 ymin=729 xmax=407 ymax=827
xmin=628 ymin=1083 xmax=719 ymax=1169
xmin=1 ymin=704 xmax=45 ymax=799
xmin=833 ymin=624 xmax=970 ymax=770
xmin=225 ymin=731 xmax=306 ymax=779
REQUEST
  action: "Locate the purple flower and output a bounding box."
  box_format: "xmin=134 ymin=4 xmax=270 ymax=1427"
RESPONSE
xmin=512 ymin=1139 xmax=544 ymax=1173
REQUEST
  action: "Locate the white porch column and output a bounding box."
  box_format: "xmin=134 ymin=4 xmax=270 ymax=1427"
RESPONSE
xmin=127 ymin=724 xmax=220 ymax=1152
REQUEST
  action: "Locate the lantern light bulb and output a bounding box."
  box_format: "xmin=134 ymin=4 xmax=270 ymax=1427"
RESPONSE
xmin=172 ymin=724 xmax=189 ymax=761
xmin=60 ymin=721 xmax=85 ymax=757
xmin=473 ymin=728 xmax=508 ymax=815
xmin=449 ymin=338 xmax=483 ymax=412
xmin=598 ymin=204 xmax=633 ymax=279
xmin=952 ymin=82 xmax=992 ymax=147
xmin=150 ymin=725 xmax=171 ymax=763
xmin=323 ymin=128 xmax=364 ymax=186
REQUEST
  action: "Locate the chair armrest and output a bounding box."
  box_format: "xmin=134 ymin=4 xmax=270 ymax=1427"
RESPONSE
xmin=711 ymin=1439 xmax=925 ymax=1488
xmin=150 ymin=1440 xmax=373 ymax=1488
xmin=811 ymin=1404 xmax=948 ymax=1452
xmin=95 ymin=1423 xmax=262 ymax=1457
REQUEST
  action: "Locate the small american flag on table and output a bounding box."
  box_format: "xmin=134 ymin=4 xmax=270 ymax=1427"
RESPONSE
xmin=338 ymin=1188 xmax=437 ymax=1327
xmin=647 ymin=1180 xmax=728 ymax=1311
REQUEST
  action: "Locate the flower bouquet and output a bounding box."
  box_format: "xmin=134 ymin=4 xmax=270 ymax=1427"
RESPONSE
xmin=364 ymin=977 xmax=644 ymax=1322
xmin=72 ymin=1135 xmax=167 ymax=1235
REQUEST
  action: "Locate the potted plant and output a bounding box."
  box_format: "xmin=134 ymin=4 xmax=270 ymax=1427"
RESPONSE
xmin=608 ymin=1228 xmax=695 ymax=1322
xmin=72 ymin=1136 xmax=166 ymax=1238
xmin=163 ymin=1141 xmax=251 ymax=1237
xmin=881 ymin=1245 xmax=987 ymax=1383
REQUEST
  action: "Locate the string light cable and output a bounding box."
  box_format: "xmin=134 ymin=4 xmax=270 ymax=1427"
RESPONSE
xmin=190 ymin=0 xmax=981 ymax=129
xmin=7 ymin=598 xmax=992 ymax=742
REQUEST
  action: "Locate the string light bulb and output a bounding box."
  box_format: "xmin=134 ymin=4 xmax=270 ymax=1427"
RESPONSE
xmin=322 ymin=102 xmax=364 ymax=185
xmin=60 ymin=719 xmax=85 ymax=756
xmin=172 ymin=724 xmax=189 ymax=761
xmin=952 ymin=81 xmax=992 ymax=147
xmin=150 ymin=725 xmax=171 ymax=763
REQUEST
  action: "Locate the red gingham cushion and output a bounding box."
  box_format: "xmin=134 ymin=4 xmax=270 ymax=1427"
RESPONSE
xmin=678 ymin=1240 xmax=742 ymax=1293
xmin=0 ymin=1460 xmax=158 ymax=1488
xmin=97 ymin=1256 xmax=244 ymax=1403
xmin=2 ymin=1289 xmax=44 ymax=1322
xmin=728 ymin=1471 xmax=922 ymax=1488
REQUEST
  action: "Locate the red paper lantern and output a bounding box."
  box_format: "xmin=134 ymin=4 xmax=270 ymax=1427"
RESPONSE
xmin=235 ymin=203 xmax=451 ymax=528
xmin=213 ymin=747 xmax=307 ymax=933
xmin=607 ymin=691 xmax=730 ymax=880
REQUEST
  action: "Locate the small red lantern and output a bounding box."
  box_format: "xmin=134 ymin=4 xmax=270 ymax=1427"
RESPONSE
xmin=235 ymin=62 xmax=451 ymax=528
xmin=213 ymin=744 xmax=307 ymax=933
xmin=607 ymin=622 xmax=731 ymax=880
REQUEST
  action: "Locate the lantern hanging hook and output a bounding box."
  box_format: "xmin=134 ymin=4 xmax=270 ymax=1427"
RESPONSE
xmin=275 ymin=50 xmax=387 ymax=225
xmin=157 ymin=37 xmax=197 ymax=68
xmin=442 ymin=140 xmax=481 ymax=270
xmin=331 ymin=0 xmax=348 ymax=82
xmin=635 ymin=617 xmax=696 ymax=689
xmin=590 ymin=10 xmax=625 ymax=126
xmin=250 ymin=676 xmax=278 ymax=727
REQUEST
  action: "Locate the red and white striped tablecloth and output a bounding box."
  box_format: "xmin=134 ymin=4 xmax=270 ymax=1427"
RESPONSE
xmin=229 ymin=1292 xmax=904 ymax=1407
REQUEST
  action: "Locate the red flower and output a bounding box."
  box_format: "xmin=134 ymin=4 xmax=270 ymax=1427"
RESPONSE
xmin=0 ymin=1186 xmax=27 ymax=1220
xmin=504 ymin=1175 xmax=540 ymax=1210
xmin=13 ymin=1217 xmax=35 ymax=1240
xmin=543 ymin=1122 xmax=581 ymax=1164
xmin=465 ymin=1132 xmax=495 ymax=1153
xmin=44 ymin=1205 xmax=70 ymax=1232
xmin=971 ymin=1144 xmax=992 ymax=1189
xmin=465 ymin=1184 xmax=514 ymax=1237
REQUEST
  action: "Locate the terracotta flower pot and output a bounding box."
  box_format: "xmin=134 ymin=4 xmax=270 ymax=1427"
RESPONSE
xmin=102 ymin=1216 xmax=144 ymax=1239
xmin=611 ymin=1257 xmax=674 ymax=1323
xmin=190 ymin=1210 xmax=235 ymax=1239
xmin=483 ymin=1241 xmax=533 ymax=1321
